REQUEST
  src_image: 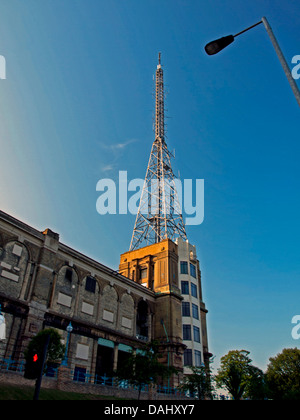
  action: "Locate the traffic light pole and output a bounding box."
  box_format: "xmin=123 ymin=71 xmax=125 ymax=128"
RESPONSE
xmin=33 ymin=334 xmax=50 ymax=401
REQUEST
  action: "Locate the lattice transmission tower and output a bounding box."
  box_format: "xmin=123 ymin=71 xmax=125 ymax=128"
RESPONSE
xmin=129 ymin=53 xmax=187 ymax=251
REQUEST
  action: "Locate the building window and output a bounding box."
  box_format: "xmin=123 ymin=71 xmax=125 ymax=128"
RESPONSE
xmin=65 ymin=268 xmax=73 ymax=282
xmin=73 ymin=366 xmax=86 ymax=382
xmin=85 ymin=276 xmax=96 ymax=293
xmin=190 ymin=263 xmax=196 ymax=278
xmin=193 ymin=326 xmax=200 ymax=343
xmin=181 ymin=281 xmax=189 ymax=295
xmin=194 ymin=350 xmax=202 ymax=367
xmin=192 ymin=303 xmax=199 ymax=320
xmin=191 ymin=283 xmax=197 ymax=298
xmin=184 ymin=349 xmax=193 ymax=366
xmin=180 ymin=261 xmax=188 ymax=274
xmin=140 ymin=268 xmax=147 ymax=279
xmin=183 ymin=324 xmax=191 ymax=340
xmin=182 ymin=302 xmax=190 ymax=317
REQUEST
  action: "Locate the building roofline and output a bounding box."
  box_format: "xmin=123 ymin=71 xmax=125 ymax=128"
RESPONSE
xmin=0 ymin=209 xmax=44 ymax=241
xmin=0 ymin=209 xmax=155 ymax=298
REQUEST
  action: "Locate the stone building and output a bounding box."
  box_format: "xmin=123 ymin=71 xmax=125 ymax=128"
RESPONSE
xmin=0 ymin=210 xmax=168 ymax=383
xmin=0 ymin=207 xmax=210 ymax=387
xmin=119 ymin=237 xmax=211 ymax=375
xmin=119 ymin=239 xmax=185 ymax=376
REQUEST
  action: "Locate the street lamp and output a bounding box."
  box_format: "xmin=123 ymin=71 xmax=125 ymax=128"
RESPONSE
xmin=205 ymin=17 xmax=300 ymax=107
xmin=160 ymin=319 xmax=170 ymax=392
xmin=61 ymin=322 xmax=73 ymax=367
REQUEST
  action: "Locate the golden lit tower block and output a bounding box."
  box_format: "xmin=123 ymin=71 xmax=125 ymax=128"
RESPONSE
xmin=119 ymin=238 xmax=185 ymax=383
xmin=120 ymin=239 xmax=179 ymax=294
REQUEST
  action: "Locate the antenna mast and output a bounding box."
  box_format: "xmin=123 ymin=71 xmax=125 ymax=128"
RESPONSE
xmin=129 ymin=54 xmax=187 ymax=251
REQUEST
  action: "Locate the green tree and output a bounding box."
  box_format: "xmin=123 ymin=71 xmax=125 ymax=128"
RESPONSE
xmin=244 ymin=365 xmax=267 ymax=400
xmin=265 ymin=348 xmax=300 ymax=400
xmin=115 ymin=341 xmax=177 ymax=400
xmin=24 ymin=328 xmax=65 ymax=371
xmin=215 ymin=350 xmax=255 ymax=400
xmin=179 ymin=365 xmax=214 ymax=400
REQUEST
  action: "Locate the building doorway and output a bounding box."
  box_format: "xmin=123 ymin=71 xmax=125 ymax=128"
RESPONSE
xmin=95 ymin=338 xmax=114 ymax=381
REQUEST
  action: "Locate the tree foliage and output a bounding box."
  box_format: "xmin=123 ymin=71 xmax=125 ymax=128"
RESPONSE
xmin=265 ymin=347 xmax=300 ymax=400
xmin=244 ymin=365 xmax=267 ymax=400
xmin=179 ymin=365 xmax=214 ymax=399
xmin=215 ymin=350 xmax=266 ymax=400
xmin=24 ymin=328 xmax=65 ymax=365
xmin=115 ymin=340 xmax=177 ymax=399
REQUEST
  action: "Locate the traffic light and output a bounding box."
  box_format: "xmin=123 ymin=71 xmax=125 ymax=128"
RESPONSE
xmin=24 ymin=348 xmax=43 ymax=379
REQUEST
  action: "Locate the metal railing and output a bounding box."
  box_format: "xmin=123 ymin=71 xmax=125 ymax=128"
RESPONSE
xmin=0 ymin=356 xmax=188 ymax=397
xmin=0 ymin=356 xmax=25 ymax=373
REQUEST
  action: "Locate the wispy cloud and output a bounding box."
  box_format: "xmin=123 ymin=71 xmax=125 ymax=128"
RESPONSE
xmin=101 ymin=164 xmax=115 ymax=172
xmin=98 ymin=138 xmax=137 ymax=151
xmin=97 ymin=138 xmax=138 ymax=174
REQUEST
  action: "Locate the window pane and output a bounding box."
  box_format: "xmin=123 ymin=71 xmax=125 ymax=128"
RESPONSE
xmin=182 ymin=302 xmax=190 ymax=317
xmin=65 ymin=268 xmax=73 ymax=282
xmin=181 ymin=281 xmax=189 ymax=295
xmin=184 ymin=349 xmax=193 ymax=366
xmin=192 ymin=303 xmax=199 ymax=319
xmin=73 ymin=367 xmax=86 ymax=382
xmin=194 ymin=350 xmax=202 ymax=367
xmin=180 ymin=261 xmax=188 ymax=274
xmin=190 ymin=263 xmax=196 ymax=278
xmin=85 ymin=276 xmax=96 ymax=293
xmin=183 ymin=324 xmax=191 ymax=340
xmin=193 ymin=326 xmax=200 ymax=342
xmin=191 ymin=283 xmax=197 ymax=298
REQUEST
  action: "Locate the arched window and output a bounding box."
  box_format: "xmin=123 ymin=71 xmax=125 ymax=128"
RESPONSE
xmin=54 ymin=266 xmax=78 ymax=315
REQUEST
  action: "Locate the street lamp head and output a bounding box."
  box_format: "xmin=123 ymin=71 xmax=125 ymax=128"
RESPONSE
xmin=66 ymin=322 xmax=73 ymax=333
xmin=205 ymin=35 xmax=235 ymax=55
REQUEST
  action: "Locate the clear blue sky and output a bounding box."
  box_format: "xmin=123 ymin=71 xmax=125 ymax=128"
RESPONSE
xmin=0 ymin=0 xmax=299 ymax=372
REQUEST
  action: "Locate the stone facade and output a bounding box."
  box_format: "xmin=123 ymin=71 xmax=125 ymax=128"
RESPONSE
xmin=0 ymin=210 xmax=167 ymax=383
xmin=0 ymin=210 xmax=210 ymax=388
xmin=176 ymin=238 xmax=211 ymax=373
xmin=119 ymin=237 xmax=211 ymax=376
xmin=119 ymin=239 xmax=185 ymax=376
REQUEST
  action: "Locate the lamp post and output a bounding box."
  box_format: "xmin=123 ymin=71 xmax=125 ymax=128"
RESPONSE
xmin=61 ymin=322 xmax=73 ymax=367
xmin=205 ymin=17 xmax=300 ymax=107
xmin=160 ymin=319 xmax=170 ymax=392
